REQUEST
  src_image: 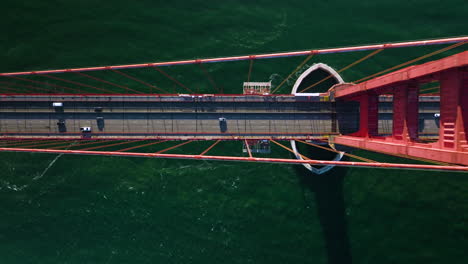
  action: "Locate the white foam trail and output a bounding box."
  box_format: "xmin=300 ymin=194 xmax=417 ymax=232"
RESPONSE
xmin=33 ymin=153 xmax=64 ymax=181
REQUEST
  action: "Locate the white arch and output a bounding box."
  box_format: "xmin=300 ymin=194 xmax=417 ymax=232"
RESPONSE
xmin=290 ymin=63 xmax=345 ymax=174
xmin=291 ymin=63 xmax=344 ymax=94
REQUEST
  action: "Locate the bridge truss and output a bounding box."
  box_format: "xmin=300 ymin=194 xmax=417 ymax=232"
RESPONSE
xmin=0 ymin=36 xmax=467 ymax=172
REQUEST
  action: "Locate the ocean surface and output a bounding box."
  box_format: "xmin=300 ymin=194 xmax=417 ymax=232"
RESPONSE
xmin=1 ymin=0 xmax=467 ymax=263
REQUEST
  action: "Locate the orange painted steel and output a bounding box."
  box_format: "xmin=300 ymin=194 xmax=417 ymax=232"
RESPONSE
xmin=117 ymin=140 xmax=169 ymax=152
xmin=75 ymin=72 xmax=144 ymax=94
xmin=244 ymin=139 xmax=253 ymax=158
xmin=8 ymin=140 xmax=72 ymax=148
xmin=247 ymin=59 xmax=254 ymax=82
xmin=353 ymin=42 xmax=465 ymax=84
xmin=299 ymin=49 xmax=383 ymax=93
xmin=420 ymin=86 xmax=440 ymax=92
xmin=333 ymin=51 xmax=468 ymax=166
xmin=1 ymin=147 xmax=465 ymax=172
xmin=295 ymin=139 xmax=377 ymax=163
xmin=1 ymin=37 xmax=466 ymax=77
xmin=43 ymin=74 xmax=115 ymax=94
xmin=200 ymin=140 xmax=221 ymax=156
xmin=0 ymin=139 xmax=45 ymax=145
xmin=0 ymin=38 xmax=467 ymax=171
xmin=334 ymin=51 xmax=468 ymax=98
xmin=155 ymin=140 xmax=193 ymax=154
xmin=4 ymin=139 xmax=67 ymax=147
xmin=110 ymin=69 xmax=168 ymax=94
xmin=80 ymin=140 xmax=139 ymax=151
xmin=0 ymin=86 xmax=25 ymax=93
xmin=153 ymin=67 xmax=193 ymax=93
xmin=271 ymin=139 xmax=311 ymax=160
xmin=49 ymin=140 xmax=114 ymax=149
xmin=198 ymin=64 xmax=220 ymax=93
xmin=273 ymin=54 xmax=314 ymax=93
xmin=6 ymin=76 xmax=82 ymax=93
xmin=0 ymin=80 xmax=62 ymax=93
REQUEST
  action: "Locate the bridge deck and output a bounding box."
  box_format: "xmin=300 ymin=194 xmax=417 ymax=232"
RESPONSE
xmin=0 ymin=95 xmax=440 ymax=140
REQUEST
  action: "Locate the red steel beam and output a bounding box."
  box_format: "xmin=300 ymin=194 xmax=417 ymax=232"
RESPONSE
xmin=6 ymin=76 xmax=82 ymax=93
xmin=117 ymin=140 xmax=169 ymax=152
xmin=48 ymin=140 xmax=114 ymax=149
xmin=0 ymin=147 xmax=466 ymax=172
xmin=200 ymin=140 xmax=221 ymax=155
xmin=4 ymin=140 xmax=68 ymax=148
xmin=42 ymin=74 xmax=115 ymax=94
xmin=334 ymin=51 xmax=468 ymax=98
xmin=333 ymin=55 xmax=468 ymax=166
xmin=244 ymin=139 xmax=253 ymax=158
xmin=79 ymin=140 xmax=140 ymax=151
xmin=334 ymin=136 xmax=468 ymax=166
xmin=1 ymin=37 xmax=466 ymax=77
xmin=75 ymin=72 xmax=144 ymax=94
xmin=155 ymin=140 xmax=193 ymax=154
xmin=110 ymin=69 xmax=169 ymax=94
xmin=153 ymin=67 xmax=193 ymax=93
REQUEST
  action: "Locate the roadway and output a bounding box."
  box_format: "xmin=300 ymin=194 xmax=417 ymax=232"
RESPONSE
xmin=0 ymin=95 xmax=440 ymax=140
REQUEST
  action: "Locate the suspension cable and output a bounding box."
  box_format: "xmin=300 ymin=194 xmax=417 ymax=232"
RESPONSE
xmin=49 ymin=140 xmax=112 ymax=149
xmin=316 ymin=138 xmax=451 ymax=165
xmin=0 ymin=81 xmax=64 ymax=94
xmin=244 ymin=139 xmax=253 ymax=158
xmin=7 ymin=76 xmax=82 ymax=93
xmin=272 ymin=54 xmax=315 ymax=94
xmin=299 ymin=49 xmax=383 ymax=93
xmin=353 ymin=42 xmax=465 ymax=84
xmin=75 ymin=72 xmax=144 ymax=94
xmin=0 ymin=86 xmax=25 ymax=93
xmin=111 ymin=69 xmax=169 ymax=94
xmin=10 ymin=140 xmax=72 ymax=148
xmin=295 ymin=139 xmax=377 ymax=163
xmin=153 ymin=67 xmax=193 ymax=93
xmin=80 ymin=140 xmax=141 ymax=151
xmin=247 ymin=59 xmax=254 ymax=82
xmin=43 ymin=74 xmax=115 ymax=94
xmin=200 ymin=140 xmax=221 ymax=156
xmin=4 ymin=139 xmax=63 ymax=147
xmin=155 ymin=140 xmax=193 ymax=154
xmin=198 ymin=63 xmax=220 ymax=93
xmin=1 ymin=139 xmax=49 ymax=145
xmin=420 ymin=86 xmax=440 ymax=93
xmin=117 ymin=140 xmax=169 ymax=152
xmin=270 ymin=139 xmax=311 ymax=160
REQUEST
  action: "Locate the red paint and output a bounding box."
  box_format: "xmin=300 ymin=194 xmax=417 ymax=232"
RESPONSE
xmin=1 ymin=37 xmax=466 ymax=77
xmin=0 ymin=147 xmax=466 ymax=172
xmin=334 ymin=52 xmax=468 ymax=165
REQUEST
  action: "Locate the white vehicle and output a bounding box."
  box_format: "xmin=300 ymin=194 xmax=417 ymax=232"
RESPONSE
xmin=80 ymin=127 xmax=92 ymax=132
xmin=434 ymin=113 xmax=440 ymax=118
xmin=52 ymin=102 xmax=63 ymax=107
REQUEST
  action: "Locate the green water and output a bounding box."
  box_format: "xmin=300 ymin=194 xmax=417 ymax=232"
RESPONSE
xmin=1 ymin=0 xmax=468 ymax=263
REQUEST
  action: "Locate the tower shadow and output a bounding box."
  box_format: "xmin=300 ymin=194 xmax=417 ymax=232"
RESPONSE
xmin=295 ymin=161 xmax=352 ymax=264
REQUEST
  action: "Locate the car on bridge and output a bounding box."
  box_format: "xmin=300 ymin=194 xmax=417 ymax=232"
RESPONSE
xmin=219 ymin=117 xmax=227 ymax=132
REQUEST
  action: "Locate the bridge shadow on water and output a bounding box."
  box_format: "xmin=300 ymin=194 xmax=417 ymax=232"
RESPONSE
xmin=294 ymin=157 xmax=352 ymax=264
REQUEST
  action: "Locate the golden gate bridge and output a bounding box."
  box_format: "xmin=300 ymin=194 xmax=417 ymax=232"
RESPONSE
xmin=0 ymin=36 xmax=467 ymax=172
